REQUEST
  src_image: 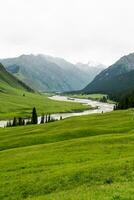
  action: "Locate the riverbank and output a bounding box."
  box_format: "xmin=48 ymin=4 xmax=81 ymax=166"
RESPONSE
xmin=67 ymin=93 xmax=115 ymax=104
xmin=0 ymin=95 xmax=114 ymax=128
xmin=0 ymin=92 xmax=89 ymax=120
xmin=49 ymin=95 xmax=114 ymax=114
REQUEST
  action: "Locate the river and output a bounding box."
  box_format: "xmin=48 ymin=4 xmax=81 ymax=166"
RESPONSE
xmin=0 ymin=95 xmax=114 ymax=128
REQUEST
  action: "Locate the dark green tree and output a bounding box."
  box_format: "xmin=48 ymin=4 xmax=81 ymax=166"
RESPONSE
xmin=31 ymin=107 xmax=38 ymax=124
xmin=18 ymin=117 xmax=23 ymax=126
xmin=12 ymin=117 xmax=17 ymax=126
xmin=22 ymin=119 xmax=25 ymax=125
xmin=6 ymin=122 xmax=9 ymax=127
xmin=40 ymin=114 xmax=45 ymax=124
xmin=6 ymin=121 xmax=11 ymax=127
xmin=48 ymin=114 xmax=51 ymax=122
xmin=45 ymin=115 xmax=48 ymax=123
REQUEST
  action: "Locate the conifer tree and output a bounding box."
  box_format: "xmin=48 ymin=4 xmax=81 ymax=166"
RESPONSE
xmin=18 ymin=117 xmax=23 ymax=126
xmin=31 ymin=107 xmax=38 ymax=124
xmin=45 ymin=115 xmax=48 ymax=123
xmin=6 ymin=122 xmax=10 ymax=127
xmin=41 ymin=114 xmax=45 ymax=124
xmin=12 ymin=117 xmax=17 ymax=126
xmin=48 ymin=114 xmax=51 ymax=122
xmin=22 ymin=119 xmax=25 ymax=125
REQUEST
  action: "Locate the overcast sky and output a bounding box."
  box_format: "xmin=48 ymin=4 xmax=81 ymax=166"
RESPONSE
xmin=0 ymin=0 xmax=134 ymax=65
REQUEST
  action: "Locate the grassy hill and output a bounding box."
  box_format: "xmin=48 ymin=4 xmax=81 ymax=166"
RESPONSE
xmin=0 ymin=63 xmax=34 ymax=93
xmin=0 ymin=63 xmax=88 ymax=120
xmin=0 ymin=110 xmax=134 ymax=199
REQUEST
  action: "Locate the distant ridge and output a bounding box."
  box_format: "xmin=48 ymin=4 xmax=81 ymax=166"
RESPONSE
xmin=0 ymin=54 xmax=105 ymax=92
xmin=83 ymin=53 xmax=134 ymax=94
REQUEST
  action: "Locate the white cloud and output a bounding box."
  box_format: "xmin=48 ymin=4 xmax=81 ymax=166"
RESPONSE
xmin=0 ymin=0 xmax=134 ymax=65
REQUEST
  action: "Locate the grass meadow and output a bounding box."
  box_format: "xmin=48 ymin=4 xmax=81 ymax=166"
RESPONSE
xmin=0 ymin=86 xmax=88 ymax=120
xmin=0 ymin=109 xmax=134 ymax=199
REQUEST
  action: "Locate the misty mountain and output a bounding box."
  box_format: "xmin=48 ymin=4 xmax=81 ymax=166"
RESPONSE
xmin=1 ymin=54 xmax=105 ymax=92
xmin=76 ymin=62 xmax=106 ymax=83
xmin=83 ymin=53 xmax=134 ymax=94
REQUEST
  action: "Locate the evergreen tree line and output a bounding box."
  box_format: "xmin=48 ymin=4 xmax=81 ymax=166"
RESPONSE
xmin=6 ymin=107 xmax=62 ymax=127
xmin=113 ymin=91 xmax=134 ymax=110
xmin=7 ymin=117 xmax=25 ymax=127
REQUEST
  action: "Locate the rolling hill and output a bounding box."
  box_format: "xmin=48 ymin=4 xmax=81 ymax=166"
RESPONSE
xmin=83 ymin=53 xmax=134 ymax=94
xmin=0 ymin=110 xmax=134 ymax=199
xmin=0 ymin=54 xmax=105 ymax=92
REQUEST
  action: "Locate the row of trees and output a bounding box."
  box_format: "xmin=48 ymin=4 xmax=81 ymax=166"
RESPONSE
xmin=112 ymin=91 xmax=134 ymax=110
xmin=7 ymin=117 xmax=25 ymax=127
xmin=7 ymin=107 xmax=61 ymax=127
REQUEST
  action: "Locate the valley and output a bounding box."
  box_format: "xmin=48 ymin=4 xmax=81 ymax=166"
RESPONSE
xmin=0 ymin=62 xmax=90 ymax=121
xmin=0 ymin=53 xmax=134 ymax=200
xmin=1 ymin=1 xmax=134 ymax=199
xmin=0 ymin=94 xmax=114 ymax=127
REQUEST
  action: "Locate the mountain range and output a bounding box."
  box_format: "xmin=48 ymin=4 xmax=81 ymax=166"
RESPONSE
xmin=83 ymin=53 xmax=134 ymax=95
xmin=2 ymin=52 xmax=134 ymax=96
xmin=0 ymin=54 xmax=105 ymax=92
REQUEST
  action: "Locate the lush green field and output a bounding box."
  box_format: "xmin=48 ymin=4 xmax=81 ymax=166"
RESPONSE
xmin=0 ymin=109 xmax=134 ymax=199
xmin=0 ymin=88 xmax=89 ymax=120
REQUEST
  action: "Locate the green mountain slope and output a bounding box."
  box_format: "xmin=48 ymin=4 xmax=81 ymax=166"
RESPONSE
xmin=1 ymin=54 xmax=104 ymax=92
xmin=0 ymin=63 xmax=88 ymax=120
xmin=0 ymin=110 xmax=134 ymax=199
xmin=0 ymin=63 xmax=34 ymax=93
xmin=83 ymin=53 xmax=134 ymax=94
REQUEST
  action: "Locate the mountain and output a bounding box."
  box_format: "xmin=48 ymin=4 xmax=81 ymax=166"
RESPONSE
xmin=0 ymin=54 xmax=105 ymax=92
xmin=83 ymin=53 xmax=134 ymax=94
xmin=76 ymin=62 xmax=106 ymax=83
xmin=0 ymin=63 xmax=33 ymax=93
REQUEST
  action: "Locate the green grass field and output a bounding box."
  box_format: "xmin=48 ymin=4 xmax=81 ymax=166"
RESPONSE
xmin=0 ymin=109 xmax=134 ymax=199
xmin=0 ymin=88 xmax=89 ymax=120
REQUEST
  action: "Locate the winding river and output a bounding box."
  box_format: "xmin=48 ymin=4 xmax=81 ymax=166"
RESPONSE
xmin=0 ymin=95 xmax=114 ymax=128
